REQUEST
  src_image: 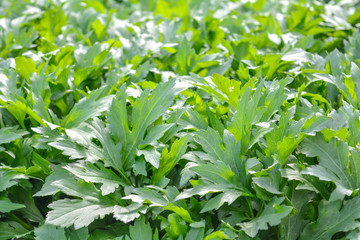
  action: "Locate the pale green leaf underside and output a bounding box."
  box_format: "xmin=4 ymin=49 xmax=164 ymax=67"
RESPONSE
xmin=46 ymin=199 xmax=114 ymax=229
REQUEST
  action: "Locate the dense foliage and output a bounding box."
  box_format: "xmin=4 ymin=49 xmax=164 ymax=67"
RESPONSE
xmin=1 ymin=0 xmax=360 ymax=239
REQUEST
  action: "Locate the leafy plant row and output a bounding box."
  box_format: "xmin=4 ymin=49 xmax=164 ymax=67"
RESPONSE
xmin=1 ymin=0 xmax=360 ymax=239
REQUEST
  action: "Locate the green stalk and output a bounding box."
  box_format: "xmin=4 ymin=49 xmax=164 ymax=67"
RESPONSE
xmin=246 ymin=198 xmax=255 ymax=218
xmin=116 ymin=167 xmax=133 ymax=186
xmin=257 ymin=201 xmax=264 ymax=217
xmin=0 ymin=110 xmax=4 ymax=128
xmin=108 ymin=194 xmax=127 ymax=206
xmin=9 ymin=213 xmax=33 ymax=230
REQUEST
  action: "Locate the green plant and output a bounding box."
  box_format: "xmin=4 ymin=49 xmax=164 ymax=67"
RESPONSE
xmin=1 ymin=0 xmax=360 ymax=239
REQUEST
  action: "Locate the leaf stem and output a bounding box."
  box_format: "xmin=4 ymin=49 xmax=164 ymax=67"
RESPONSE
xmin=9 ymin=213 xmax=33 ymax=230
xmin=258 ymin=201 xmax=264 ymax=217
xmin=109 ymin=193 xmax=127 ymax=206
xmin=0 ymin=110 xmax=4 ymax=128
xmin=246 ymin=198 xmax=255 ymax=218
xmin=117 ymin=168 xmax=133 ymax=186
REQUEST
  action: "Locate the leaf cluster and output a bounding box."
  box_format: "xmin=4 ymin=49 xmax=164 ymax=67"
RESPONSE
xmin=1 ymin=0 xmax=360 ymax=239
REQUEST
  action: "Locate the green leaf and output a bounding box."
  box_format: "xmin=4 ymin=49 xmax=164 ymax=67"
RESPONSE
xmin=301 ymin=135 xmax=359 ymax=199
xmin=13 ymin=188 xmax=44 ymax=222
xmin=46 ymin=199 xmax=114 ymax=229
xmin=153 ymin=136 xmax=188 ymax=184
xmin=275 ymin=134 xmax=306 ymax=165
xmin=185 ymin=226 xmax=205 ymax=240
xmin=175 ymin=183 xmax=243 ymax=201
xmin=176 ymin=37 xmax=192 ymax=75
xmin=34 ymin=224 xmax=67 ymax=240
xmin=261 ymin=78 xmax=290 ymax=121
xmin=74 ymin=44 xmax=101 ymax=69
xmin=137 ymin=147 xmax=161 ymax=169
xmin=239 ymin=197 xmax=293 ymax=238
xmin=164 ymin=213 xmax=188 ymax=239
xmin=253 ymin=167 xmax=282 ymax=195
xmin=88 ymin=118 xmax=127 ymax=175
xmin=227 ymin=80 xmax=270 ymax=153
xmin=34 ymin=168 xmax=72 ymax=197
xmin=164 ymin=203 xmax=193 ymax=223
xmin=109 ymin=80 xmax=184 ymax=172
xmin=15 ymin=57 xmax=37 ymax=80
xmin=133 ymin=158 xmax=147 ymax=176
xmin=279 ymin=190 xmax=315 ymax=240
xmin=129 ymin=216 xmax=152 ymax=240
xmin=204 ymin=230 xmax=228 ymax=240
xmin=348 ymin=112 xmax=360 ymax=147
xmin=62 ymin=87 xmax=114 ymax=128
xmin=280 ymin=164 xmax=328 ymax=197
xmin=143 ymin=124 xmax=174 ymax=145
xmin=194 ymin=129 xmax=250 ymax=189
xmin=29 ymin=72 xmax=51 ymax=122
xmin=191 ymin=162 xmax=236 ymax=186
xmin=211 ymin=73 xmax=241 ymax=109
xmin=49 ymin=139 xmax=103 ymax=161
xmin=124 ymin=187 xmax=169 ymax=207
xmin=69 ymin=227 xmax=90 ymax=240
xmin=0 ymin=126 xmax=28 ymax=144
xmin=64 ymin=161 xmax=129 ymax=195
xmin=281 ymin=48 xmax=311 ymax=64
xmin=300 ymin=198 xmax=360 ymax=240
xmin=182 ymin=109 xmax=208 ymax=130
xmin=0 ymin=222 xmax=30 ymax=240
xmin=351 ymin=62 xmax=360 ymax=108
xmin=200 ymin=191 xmax=242 ymax=213
xmin=0 ymin=198 xmax=25 ymax=213
xmin=107 ymin=85 xmax=130 ymax=149
xmin=91 ymin=19 xmax=106 ymax=40
xmin=28 ymin=151 xmax=52 ymax=177
xmin=194 ymin=128 xmax=224 ymax=163
xmin=0 ymin=168 xmax=27 ymax=192
xmin=35 ymin=166 xmax=102 ymax=200
xmin=113 ymin=203 xmax=147 ymax=223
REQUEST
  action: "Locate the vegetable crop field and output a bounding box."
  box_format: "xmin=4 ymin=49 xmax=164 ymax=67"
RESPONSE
xmin=1 ymin=0 xmax=360 ymax=239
